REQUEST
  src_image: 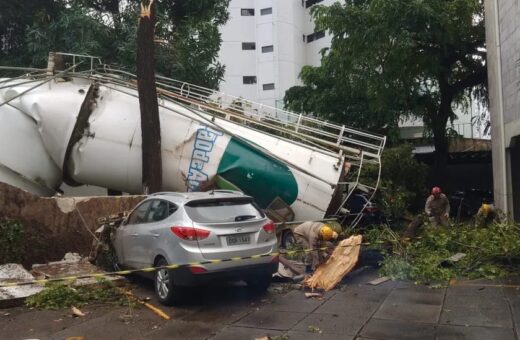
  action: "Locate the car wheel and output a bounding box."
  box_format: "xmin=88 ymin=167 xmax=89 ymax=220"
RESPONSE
xmin=154 ymin=258 xmax=179 ymax=305
xmin=281 ymin=231 xmax=296 ymax=249
xmin=246 ymin=273 xmax=272 ymax=294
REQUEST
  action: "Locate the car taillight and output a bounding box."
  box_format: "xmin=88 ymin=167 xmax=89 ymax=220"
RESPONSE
xmin=365 ymin=206 xmax=378 ymax=213
xmin=262 ymin=221 xmax=276 ymax=234
xmin=189 ymin=266 xmax=207 ymax=274
xmin=170 ymin=226 xmax=210 ymax=240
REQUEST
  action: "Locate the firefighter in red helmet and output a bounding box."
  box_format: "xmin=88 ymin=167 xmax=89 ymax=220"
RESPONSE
xmin=425 ymin=187 xmax=450 ymax=227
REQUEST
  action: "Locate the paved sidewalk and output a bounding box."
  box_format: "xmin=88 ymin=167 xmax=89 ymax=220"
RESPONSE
xmin=1 ymin=269 xmax=518 ymax=339
xmin=209 ymin=269 xmax=520 ymax=340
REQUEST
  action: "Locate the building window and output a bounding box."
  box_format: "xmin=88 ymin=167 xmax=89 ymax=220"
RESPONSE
xmin=261 ymin=45 xmax=274 ymax=53
xmin=241 ymin=8 xmax=255 ymax=16
xmin=243 ymin=76 xmax=257 ymax=84
xmin=306 ymin=30 xmax=325 ymax=43
xmin=260 ymin=7 xmax=272 ymax=15
xmin=242 ymin=42 xmax=256 ymax=50
xmin=263 ymin=83 xmax=275 ymax=91
xmin=305 ymin=0 xmax=324 ymax=8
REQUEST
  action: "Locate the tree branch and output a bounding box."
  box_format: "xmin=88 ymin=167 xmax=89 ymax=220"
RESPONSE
xmin=450 ymin=66 xmax=487 ymax=95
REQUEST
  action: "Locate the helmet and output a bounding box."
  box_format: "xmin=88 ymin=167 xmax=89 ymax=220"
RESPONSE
xmin=319 ymin=225 xmax=338 ymax=241
xmin=432 ymin=187 xmax=442 ymax=195
xmin=481 ymin=203 xmax=490 ymax=216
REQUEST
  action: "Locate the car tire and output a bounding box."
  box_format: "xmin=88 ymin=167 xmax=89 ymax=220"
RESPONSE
xmin=246 ymin=273 xmax=272 ymax=294
xmin=154 ymin=258 xmax=180 ymax=305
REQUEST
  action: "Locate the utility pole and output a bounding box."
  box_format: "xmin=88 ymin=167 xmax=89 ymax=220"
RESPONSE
xmin=137 ymin=0 xmax=162 ymax=194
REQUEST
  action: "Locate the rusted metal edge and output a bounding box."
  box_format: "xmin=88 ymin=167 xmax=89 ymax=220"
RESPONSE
xmin=62 ymin=83 xmax=99 ymax=186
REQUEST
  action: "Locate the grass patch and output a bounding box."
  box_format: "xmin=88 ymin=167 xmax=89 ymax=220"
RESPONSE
xmin=26 ymin=278 xmax=136 ymax=309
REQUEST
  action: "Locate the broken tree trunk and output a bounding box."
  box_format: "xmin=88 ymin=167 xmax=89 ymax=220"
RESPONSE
xmin=305 ymin=235 xmax=362 ymax=291
xmin=137 ymin=0 xmax=162 ymax=194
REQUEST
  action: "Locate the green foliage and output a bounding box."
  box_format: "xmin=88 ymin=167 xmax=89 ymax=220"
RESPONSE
xmin=26 ymin=278 xmax=134 ymax=309
xmin=0 ymin=0 xmax=59 ymax=66
xmin=0 ymin=218 xmax=47 ymax=266
xmin=284 ymin=0 xmax=487 ymax=153
xmin=26 ymin=5 xmax=111 ymax=66
xmin=1 ymin=0 xmax=230 ymax=89
xmin=0 ymin=219 xmax=26 ymax=263
xmin=366 ymin=221 xmax=520 ymax=283
xmin=26 ymin=283 xmax=83 ymax=309
xmin=363 ymin=144 xmax=428 ymax=219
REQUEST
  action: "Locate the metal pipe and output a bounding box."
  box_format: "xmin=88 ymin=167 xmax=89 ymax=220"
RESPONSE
xmin=492 ymin=0 xmax=509 ymax=214
xmin=0 ymin=66 xmax=46 ymax=72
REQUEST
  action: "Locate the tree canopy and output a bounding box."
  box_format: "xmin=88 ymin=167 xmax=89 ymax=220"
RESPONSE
xmin=0 ymin=0 xmax=230 ymax=89
xmin=284 ymin=0 xmax=487 ymax=175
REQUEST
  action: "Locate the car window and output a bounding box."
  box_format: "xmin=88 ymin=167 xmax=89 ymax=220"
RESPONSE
xmin=146 ymin=199 xmax=177 ymax=222
xmin=168 ymin=202 xmax=178 ymax=216
xmin=185 ymin=199 xmax=263 ymax=223
xmin=127 ymin=200 xmax=152 ymax=225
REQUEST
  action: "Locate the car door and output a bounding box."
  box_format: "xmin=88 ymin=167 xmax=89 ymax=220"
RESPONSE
xmin=117 ymin=200 xmax=152 ymax=268
xmin=135 ymin=199 xmax=177 ymax=268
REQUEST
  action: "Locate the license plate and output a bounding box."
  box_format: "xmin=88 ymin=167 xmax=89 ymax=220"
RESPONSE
xmin=227 ymin=234 xmax=250 ymax=246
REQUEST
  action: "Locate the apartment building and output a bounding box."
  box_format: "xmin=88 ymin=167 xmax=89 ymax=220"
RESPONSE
xmin=217 ymin=0 xmax=333 ymax=108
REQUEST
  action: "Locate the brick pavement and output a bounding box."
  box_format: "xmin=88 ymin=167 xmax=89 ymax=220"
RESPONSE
xmin=209 ymin=270 xmax=520 ymax=340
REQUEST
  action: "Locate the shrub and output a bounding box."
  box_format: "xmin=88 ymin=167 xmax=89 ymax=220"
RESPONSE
xmin=366 ymin=220 xmax=520 ymax=283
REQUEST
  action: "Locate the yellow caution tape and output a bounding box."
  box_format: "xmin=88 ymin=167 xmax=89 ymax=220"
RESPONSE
xmin=0 ymin=239 xmax=418 ymax=288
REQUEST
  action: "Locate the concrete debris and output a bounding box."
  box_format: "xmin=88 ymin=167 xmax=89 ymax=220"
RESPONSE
xmin=0 ymin=263 xmax=34 ymax=281
xmin=0 ymin=264 xmax=43 ymax=307
xmin=55 ymin=197 xmax=90 ymax=214
xmin=62 ymin=253 xmax=83 ymax=263
xmin=32 ymin=254 xmax=123 ymax=287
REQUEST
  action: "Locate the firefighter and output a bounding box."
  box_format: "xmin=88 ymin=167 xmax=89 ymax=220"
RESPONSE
xmin=293 ymin=221 xmax=338 ymax=272
xmin=476 ymin=199 xmax=497 ymax=227
xmin=425 ymin=186 xmax=450 ymax=227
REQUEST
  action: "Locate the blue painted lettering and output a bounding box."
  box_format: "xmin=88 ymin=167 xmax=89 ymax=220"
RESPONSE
xmin=187 ymin=126 xmax=223 ymax=191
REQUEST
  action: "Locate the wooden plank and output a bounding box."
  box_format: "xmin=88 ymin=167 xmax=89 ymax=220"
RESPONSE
xmin=304 ymin=235 xmax=362 ymax=291
xmin=368 ymin=276 xmax=390 ymax=286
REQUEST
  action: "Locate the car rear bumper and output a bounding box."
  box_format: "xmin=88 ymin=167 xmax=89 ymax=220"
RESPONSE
xmin=172 ymin=262 xmax=278 ymax=286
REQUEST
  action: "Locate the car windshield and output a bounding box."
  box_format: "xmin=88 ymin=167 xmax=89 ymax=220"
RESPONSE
xmin=185 ymin=199 xmax=264 ymax=223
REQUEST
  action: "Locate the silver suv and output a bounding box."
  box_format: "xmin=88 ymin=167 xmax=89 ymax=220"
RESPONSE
xmin=114 ymin=190 xmax=279 ymax=305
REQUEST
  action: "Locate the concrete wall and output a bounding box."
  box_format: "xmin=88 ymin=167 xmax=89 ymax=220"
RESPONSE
xmin=485 ymin=0 xmax=520 ymax=218
xmin=0 ymin=182 xmax=144 ymax=266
